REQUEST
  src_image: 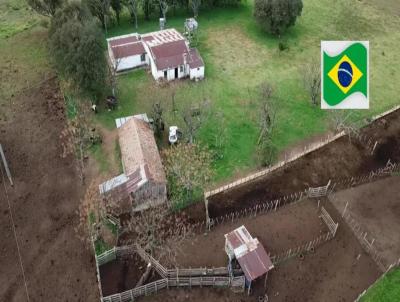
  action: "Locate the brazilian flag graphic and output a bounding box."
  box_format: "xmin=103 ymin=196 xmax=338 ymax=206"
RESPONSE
xmin=322 ymin=42 xmax=369 ymax=109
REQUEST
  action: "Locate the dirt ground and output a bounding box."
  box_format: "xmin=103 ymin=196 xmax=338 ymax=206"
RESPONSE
xmin=175 ymin=199 xmax=328 ymax=268
xmin=330 ymin=176 xmax=400 ymax=268
xmin=99 ymin=254 xmax=147 ymax=297
xmin=207 ymin=109 xmax=400 ymax=218
xmin=136 ymin=201 xmax=381 ymax=302
xmin=0 ymin=79 xmax=98 ymax=301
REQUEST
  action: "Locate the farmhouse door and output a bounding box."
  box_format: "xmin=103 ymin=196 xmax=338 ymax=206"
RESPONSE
xmin=175 ymin=68 xmax=178 ymax=79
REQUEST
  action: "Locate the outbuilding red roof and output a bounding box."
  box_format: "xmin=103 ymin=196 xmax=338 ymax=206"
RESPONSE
xmin=225 ymin=225 xmax=274 ymax=281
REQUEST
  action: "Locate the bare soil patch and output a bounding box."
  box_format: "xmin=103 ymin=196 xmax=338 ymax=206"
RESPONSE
xmin=0 ymin=79 xmax=98 ymax=301
xmin=99 ymin=255 xmax=147 ymax=297
xmin=330 ymin=176 xmax=400 ymax=267
xmin=207 ymin=109 xmax=400 ymax=218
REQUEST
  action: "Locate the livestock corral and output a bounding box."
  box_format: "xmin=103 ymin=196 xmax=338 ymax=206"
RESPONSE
xmin=94 ymin=108 xmax=400 ymax=302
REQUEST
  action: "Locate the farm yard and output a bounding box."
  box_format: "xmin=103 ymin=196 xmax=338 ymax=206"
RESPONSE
xmin=1 ymin=0 xmax=400 ymax=302
xmin=95 ymin=0 xmax=400 ymax=181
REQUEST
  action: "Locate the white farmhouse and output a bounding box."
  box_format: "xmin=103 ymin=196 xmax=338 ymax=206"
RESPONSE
xmin=107 ymin=28 xmax=205 ymax=81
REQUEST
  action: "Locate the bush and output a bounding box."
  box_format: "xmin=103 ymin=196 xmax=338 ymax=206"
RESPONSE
xmin=254 ymin=0 xmax=303 ymax=36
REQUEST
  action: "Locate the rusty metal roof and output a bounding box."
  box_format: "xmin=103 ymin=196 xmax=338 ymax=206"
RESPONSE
xmin=225 ymin=225 xmax=274 ymax=281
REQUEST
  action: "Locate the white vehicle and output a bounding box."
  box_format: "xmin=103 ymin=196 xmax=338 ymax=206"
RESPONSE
xmin=169 ymin=126 xmax=179 ymax=144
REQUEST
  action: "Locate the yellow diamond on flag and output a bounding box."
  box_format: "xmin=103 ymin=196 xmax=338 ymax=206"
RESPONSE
xmin=327 ymin=55 xmax=363 ymax=94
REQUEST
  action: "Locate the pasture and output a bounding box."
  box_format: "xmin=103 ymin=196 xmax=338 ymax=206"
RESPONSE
xmin=97 ymin=0 xmax=400 ymax=181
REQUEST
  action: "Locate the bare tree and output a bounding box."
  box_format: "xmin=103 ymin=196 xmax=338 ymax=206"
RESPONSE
xmin=124 ymin=0 xmax=139 ymax=28
xmin=151 ymin=101 xmax=165 ymax=138
xmin=159 ymin=0 xmax=168 ymax=22
xmin=329 ymin=111 xmax=360 ymax=138
xmin=189 ymin=0 xmax=201 ymax=18
xmin=60 ymin=98 xmax=101 ymax=184
xmin=255 ymin=82 xmax=277 ymax=166
xmin=163 ymin=143 xmax=213 ymax=207
xmin=303 ymin=60 xmax=321 ymax=106
xmin=257 ymin=82 xmax=275 ymax=145
xmin=123 ymin=205 xmax=194 ymax=264
xmin=179 ymin=99 xmax=210 ymax=144
xmin=108 ymin=46 xmax=122 ymax=97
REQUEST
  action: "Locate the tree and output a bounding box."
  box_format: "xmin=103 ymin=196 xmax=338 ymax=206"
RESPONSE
xmin=302 ymin=60 xmax=321 ymax=106
xmin=178 ymin=99 xmax=210 ymax=144
xmin=124 ymin=0 xmax=139 ymax=28
xmin=140 ymin=0 xmax=156 ymax=21
xmin=110 ymin=0 xmax=122 ymax=25
xmin=254 ymin=0 xmax=303 ymax=36
xmin=123 ymin=205 xmax=194 ymax=264
xmin=159 ymin=0 xmax=169 ymax=22
xmin=256 ymin=82 xmax=277 ymax=166
xmin=163 ymin=144 xmax=213 ymax=208
xmin=60 ymin=98 xmax=101 ymax=184
xmin=27 ymin=0 xmax=64 ymax=17
xmin=49 ymin=2 xmax=109 ymax=101
xmin=189 ymin=0 xmax=201 ymax=18
xmin=151 ymin=101 xmax=165 ymax=139
xmin=85 ymin=0 xmax=111 ymax=32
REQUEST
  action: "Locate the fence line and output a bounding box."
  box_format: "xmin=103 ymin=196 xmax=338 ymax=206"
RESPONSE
xmin=354 ymin=258 xmax=400 ymax=302
xmin=200 ymin=160 xmax=399 ymax=232
xmin=205 ymin=105 xmax=400 ymax=199
xmin=101 ymin=275 xmax=246 ymax=302
xmin=340 ymin=205 xmax=388 ymax=272
xmin=205 ymin=131 xmax=346 ymax=198
xmin=271 ymin=231 xmax=334 ymax=265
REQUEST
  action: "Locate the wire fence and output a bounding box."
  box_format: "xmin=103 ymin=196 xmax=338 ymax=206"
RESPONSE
xmin=340 ymin=203 xmax=389 ymax=272
xmin=270 ymin=205 xmax=338 ymax=265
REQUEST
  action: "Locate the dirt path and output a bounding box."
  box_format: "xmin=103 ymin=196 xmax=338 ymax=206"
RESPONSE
xmin=0 ymin=79 xmax=98 ymax=301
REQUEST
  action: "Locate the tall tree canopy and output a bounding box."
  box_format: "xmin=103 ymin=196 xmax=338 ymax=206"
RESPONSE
xmin=49 ymin=1 xmax=108 ymax=101
xmin=254 ymin=0 xmax=303 ymax=36
xmin=27 ymin=0 xmax=64 ymax=17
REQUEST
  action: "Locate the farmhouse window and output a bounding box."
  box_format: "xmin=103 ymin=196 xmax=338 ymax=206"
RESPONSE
xmin=180 ymin=65 xmax=184 ymax=73
xmin=141 ymin=53 xmax=146 ymax=62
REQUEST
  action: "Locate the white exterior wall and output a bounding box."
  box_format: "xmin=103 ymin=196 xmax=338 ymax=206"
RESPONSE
xmin=190 ymin=66 xmax=205 ymax=80
xmin=115 ymin=54 xmax=147 ymax=72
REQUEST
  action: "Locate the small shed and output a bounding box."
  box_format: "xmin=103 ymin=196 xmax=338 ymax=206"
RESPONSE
xmin=225 ymin=225 xmax=274 ymax=289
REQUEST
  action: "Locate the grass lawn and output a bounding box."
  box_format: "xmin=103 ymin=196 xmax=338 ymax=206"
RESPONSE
xmin=97 ymin=0 xmax=400 ymax=182
xmin=361 ymin=268 xmax=400 ymax=302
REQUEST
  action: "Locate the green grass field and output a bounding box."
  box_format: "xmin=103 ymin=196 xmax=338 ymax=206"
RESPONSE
xmin=361 ymin=268 xmax=400 ymax=302
xmin=98 ymin=0 xmax=400 ymax=181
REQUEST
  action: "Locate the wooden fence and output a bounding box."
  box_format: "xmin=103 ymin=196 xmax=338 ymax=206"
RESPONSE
xmin=341 ymin=203 xmax=388 ymax=272
xmin=201 ymin=181 xmax=332 ymax=231
xmin=320 ymin=206 xmax=339 ymax=236
xmin=101 ymin=275 xmax=246 ymax=302
xmin=271 ymin=231 xmax=334 ymax=265
xmin=205 ymin=104 xmax=400 ymax=199
xmin=270 ymin=205 xmax=338 ymax=265
xmin=205 ymin=131 xmax=346 ymax=198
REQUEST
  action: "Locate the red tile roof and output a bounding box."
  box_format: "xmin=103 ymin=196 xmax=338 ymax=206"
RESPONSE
xmin=109 ymin=35 xmax=138 ymax=47
xmin=111 ymin=42 xmax=145 ymax=59
xmin=188 ymin=48 xmax=204 ymax=69
xmin=150 ymin=40 xmax=189 ymax=70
